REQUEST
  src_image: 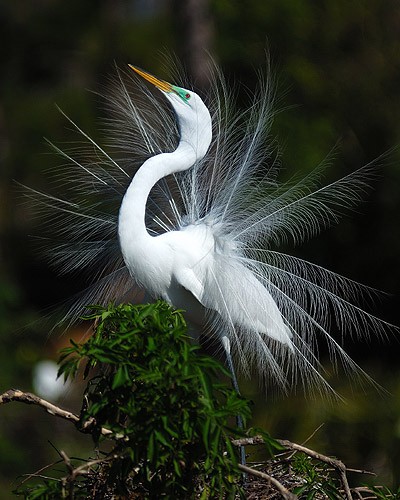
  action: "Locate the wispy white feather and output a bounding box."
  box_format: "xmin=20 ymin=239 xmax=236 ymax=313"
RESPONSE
xmin=24 ymin=62 xmax=395 ymax=395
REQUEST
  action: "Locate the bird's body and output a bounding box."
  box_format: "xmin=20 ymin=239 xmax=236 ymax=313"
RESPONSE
xmin=28 ymin=62 xmax=394 ymax=394
xmin=117 ymin=73 xmax=292 ymax=359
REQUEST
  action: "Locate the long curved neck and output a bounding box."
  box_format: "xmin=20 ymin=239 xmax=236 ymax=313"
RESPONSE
xmin=118 ymin=141 xmax=197 ymax=245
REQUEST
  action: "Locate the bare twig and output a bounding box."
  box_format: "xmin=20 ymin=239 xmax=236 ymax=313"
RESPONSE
xmin=0 ymin=389 xmax=112 ymax=436
xmin=60 ymin=450 xmax=74 ymax=473
xmin=352 ymin=487 xmax=379 ymax=500
xmin=277 ymin=439 xmax=352 ymax=500
xmin=1 ymin=389 xmax=79 ymax=423
xmin=18 ymin=459 xmax=64 ymax=485
xmin=70 ymin=456 xmax=114 ymax=478
xmin=238 ymin=463 xmax=297 ymax=500
xmin=231 ymin=435 xmax=265 ymax=447
xmin=347 ymin=467 xmax=376 ymax=476
xmin=277 ymin=424 xmax=326 ymax=469
xmin=232 ymin=435 xmax=360 ymax=500
xmin=300 ymin=423 xmax=325 ymax=447
xmin=60 ymin=451 xmax=75 ymax=499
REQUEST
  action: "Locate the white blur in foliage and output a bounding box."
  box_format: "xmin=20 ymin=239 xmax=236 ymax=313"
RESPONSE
xmin=33 ymin=360 xmax=71 ymax=400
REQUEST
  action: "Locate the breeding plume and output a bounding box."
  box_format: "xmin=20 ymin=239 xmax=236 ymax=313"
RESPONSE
xmin=29 ymin=63 xmax=391 ymax=394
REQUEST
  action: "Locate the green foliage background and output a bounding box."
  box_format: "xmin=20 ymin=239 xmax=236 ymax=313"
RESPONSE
xmin=1 ymin=1 xmax=400 ymax=497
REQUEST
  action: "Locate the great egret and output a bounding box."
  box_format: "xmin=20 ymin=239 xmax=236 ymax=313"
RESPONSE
xmin=27 ymin=62 xmax=393 ymax=396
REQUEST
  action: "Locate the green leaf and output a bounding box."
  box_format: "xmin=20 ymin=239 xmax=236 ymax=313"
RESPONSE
xmin=173 ymin=458 xmax=182 ymax=477
xmin=161 ymin=415 xmax=179 ymax=438
xmin=154 ymin=430 xmax=172 ymax=449
xmin=293 ymin=485 xmax=309 ymax=495
xmin=202 ymin=417 xmax=211 ymax=451
xmin=112 ymin=365 xmax=129 ymax=389
xmin=147 ymin=432 xmax=155 ymax=461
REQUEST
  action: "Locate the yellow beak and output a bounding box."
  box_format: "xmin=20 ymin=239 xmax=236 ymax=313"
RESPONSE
xmin=128 ymin=65 xmax=173 ymax=93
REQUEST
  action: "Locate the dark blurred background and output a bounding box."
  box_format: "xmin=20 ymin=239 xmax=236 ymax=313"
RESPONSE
xmin=1 ymin=0 xmax=400 ymax=496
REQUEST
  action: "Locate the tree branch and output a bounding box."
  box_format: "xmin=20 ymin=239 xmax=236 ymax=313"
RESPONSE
xmin=277 ymin=438 xmax=352 ymax=500
xmin=232 ymin=435 xmax=356 ymax=500
xmin=238 ymin=463 xmax=297 ymax=499
xmin=0 ymin=388 xmax=112 ymax=436
xmin=0 ymin=389 xmax=80 ymax=423
xmin=2 ymin=389 xmax=379 ymax=499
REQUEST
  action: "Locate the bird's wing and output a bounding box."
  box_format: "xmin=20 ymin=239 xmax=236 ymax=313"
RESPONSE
xmin=175 ymin=252 xmax=293 ymax=347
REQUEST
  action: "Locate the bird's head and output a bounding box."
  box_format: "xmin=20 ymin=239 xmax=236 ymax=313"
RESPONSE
xmin=129 ymin=65 xmax=212 ymax=159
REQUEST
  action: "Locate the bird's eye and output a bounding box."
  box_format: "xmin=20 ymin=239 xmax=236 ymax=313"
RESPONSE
xmin=185 ymin=93 xmax=191 ymax=100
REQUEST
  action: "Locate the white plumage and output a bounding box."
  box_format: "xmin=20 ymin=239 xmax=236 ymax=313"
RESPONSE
xmin=27 ymin=62 xmax=393 ymax=394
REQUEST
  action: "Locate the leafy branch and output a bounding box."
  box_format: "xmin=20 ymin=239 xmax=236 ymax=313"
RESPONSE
xmin=1 ymin=302 xmax=398 ymax=499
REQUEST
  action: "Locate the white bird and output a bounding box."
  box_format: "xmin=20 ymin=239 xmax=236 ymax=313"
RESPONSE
xmin=27 ymin=62 xmax=393 ymax=396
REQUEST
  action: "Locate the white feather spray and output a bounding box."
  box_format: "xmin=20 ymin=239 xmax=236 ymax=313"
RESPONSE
xmin=24 ymin=62 xmax=395 ymax=395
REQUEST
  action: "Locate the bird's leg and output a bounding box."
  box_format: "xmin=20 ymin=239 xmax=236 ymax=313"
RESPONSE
xmin=221 ymin=336 xmax=241 ymax=395
xmin=221 ymin=336 xmax=246 ymax=467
